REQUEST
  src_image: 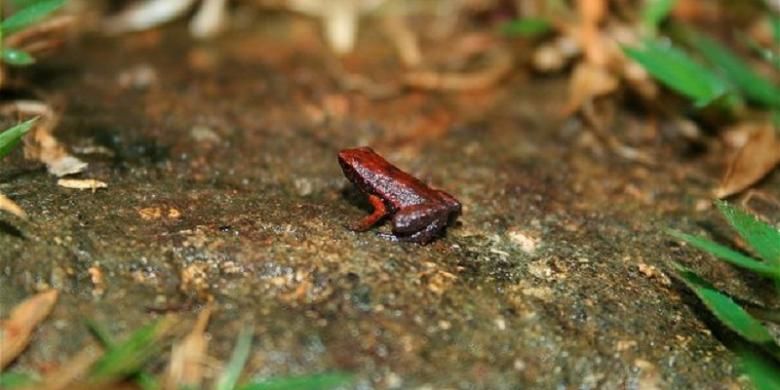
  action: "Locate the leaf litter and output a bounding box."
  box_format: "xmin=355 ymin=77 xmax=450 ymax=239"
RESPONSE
xmin=715 ymin=121 xmax=780 ymax=199
xmin=0 ymin=290 xmax=59 ymax=369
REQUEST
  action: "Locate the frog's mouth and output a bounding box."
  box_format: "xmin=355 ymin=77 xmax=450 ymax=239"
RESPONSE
xmin=337 ymin=154 xmax=356 ymax=177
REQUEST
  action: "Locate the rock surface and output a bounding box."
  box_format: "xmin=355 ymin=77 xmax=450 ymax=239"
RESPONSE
xmin=2 ymin=16 xmax=777 ymax=389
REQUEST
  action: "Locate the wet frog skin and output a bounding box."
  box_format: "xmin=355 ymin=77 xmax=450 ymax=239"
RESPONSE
xmin=338 ymin=147 xmax=461 ymax=244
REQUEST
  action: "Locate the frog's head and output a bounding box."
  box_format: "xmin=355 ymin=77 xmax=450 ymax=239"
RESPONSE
xmin=337 ymin=146 xmax=377 ymax=181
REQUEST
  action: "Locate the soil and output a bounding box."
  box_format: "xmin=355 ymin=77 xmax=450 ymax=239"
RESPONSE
xmin=2 ymin=14 xmax=778 ymax=389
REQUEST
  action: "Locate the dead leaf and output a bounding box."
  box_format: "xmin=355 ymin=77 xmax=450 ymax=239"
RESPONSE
xmin=564 ymin=62 xmax=619 ymax=115
xmin=1 ymin=101 xmax=87 ymax=177
xmin=0 ymin=192 xmax=27 ymax=219
xmin=715 ymin=122 xmax=780 ymax=198
xmin=382 ymin=15 xmax=421 ymax=68
xmin=0 ymin=290 xmax=59 ymax=368
xmin=190 ymin=0 xmax=227 ymax=39
xmin=5 ymin=15 xmax=73 ymax=58
xmin=37 ymin=345 xmax=103 ymax=390
xmin=288 ymin=0 xmax=386 ymax=54
xmin=104 ymin=0 xmax=197 ymax=34
xmin=404 ymin=47 xmax=513 ymax=91
xmin=57 ymin=179 xmax=108 ymax=192
xmin=577 ymin=0 xmax=608 ymax=66
xmin=165 ymin=304 xmax=213 ymax=390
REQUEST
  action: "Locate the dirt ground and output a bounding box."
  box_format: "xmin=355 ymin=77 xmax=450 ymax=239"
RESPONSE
xmin=2 ymin=14 xmax=779 ymax=389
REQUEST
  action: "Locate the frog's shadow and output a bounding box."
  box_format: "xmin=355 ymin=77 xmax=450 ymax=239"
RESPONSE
xmin=340 ymin=186 xmax=374 ymax=214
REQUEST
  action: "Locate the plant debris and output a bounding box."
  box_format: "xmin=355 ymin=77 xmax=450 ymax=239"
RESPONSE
xmin=715 ymin=122 xmax=780 ymax=199
xmin=165 ymin=303 xmax=212 ymax=389
xmin=0 ymin=192 xmax=27 ymax=219
xmin=57 ymin=178 xmax=108 ymax=192
xmin=0 ymin=101 xmax=87 ymax=177
xmin=0 ymin=290 xmax=59 ymax=369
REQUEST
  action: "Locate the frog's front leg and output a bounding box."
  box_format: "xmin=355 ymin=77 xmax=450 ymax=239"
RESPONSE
xmin=349 ymin=194 xmax=389 ymax=232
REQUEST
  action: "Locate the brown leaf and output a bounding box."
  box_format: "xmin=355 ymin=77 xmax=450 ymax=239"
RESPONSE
xmin=564 ymin=61 xmax=619 ymax=115
xmin=404 ymin=48 xmax=513 ymax=91
xmin=164 ymin=304 xmax=213 ymax=390
xmin=1 ymin=101 xmax=87 ymax=177
xmin=57 ymin=179 xmax=108 ymax=192
xmin=38 ymin=345 xmax=103 ymax=390
xmin=577 ymin=0 xmax=608 ymax=66
xmin=0 ymin=192 xmax=27 ymax=219
xmin=715 ymin=123 xmax=780 ymax=198
xmin=0 ymin=290 xmax=59 ymax=368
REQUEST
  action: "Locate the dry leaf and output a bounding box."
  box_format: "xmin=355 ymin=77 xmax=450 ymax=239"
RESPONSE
xmin=0 ymin=192 xmax=27 ymax=219
xmin=37 ymin=345 xmax=103 ymax=390
xmin=1 ymin=101 xmax=87 ymax=177
xmin=288 ymin=0 xmax=385 ymax=54
xmin=165 ymin=304 xmax=213 ymax=390
xmin=57 ymin=179 xmax=108 ymax=192
xmin=0 ymin=290 xmax=59 ymax=368
xmin=533 ymin=36 xmax=581 ymax=72
xmin=715 ymin=123 xmax=780 ymax=198
xmin=577 ymin=0 xmax=608 ymax=66
xmin=382 ymin=15 xmax=421 ymax=68
xmin=404 ymin=47 xmax=513 ymax=91
xmin=104 ymin=0 xmax=196 ymax=34
xmin=190 ymin=0 xmax=227 ymax=39
xmin=564 ymin=61 xmax=619 ymax=115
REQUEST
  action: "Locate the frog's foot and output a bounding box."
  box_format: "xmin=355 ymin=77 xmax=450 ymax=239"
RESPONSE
xmin=375 ymin=232 xmax=400 ymax=242
xmin=347 ymin=194 xmax=388 ymax=232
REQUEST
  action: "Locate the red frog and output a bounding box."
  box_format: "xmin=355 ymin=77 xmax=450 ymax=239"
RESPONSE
xmin=338 ymin=147 xmax=461 ymax=244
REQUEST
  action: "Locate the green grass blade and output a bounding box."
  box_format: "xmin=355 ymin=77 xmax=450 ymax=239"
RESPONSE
xmin=89 ymin=318 xmax=172 ymax=384
xmin=135 ymin=372 xmax=161 ymax=390
xmin=739 ymin=33 xmax=780 ymax=70
xmin=623 ymin=40 xmax=728 ymax=107
xmin=0 ymin=118 xmax=36 ymax=159
xmin=86 ymin=320 xmax=164 ymax=389
xmin=688 ymin=31 xmax=780 ymax=108
xmin=1 ymin=0 xmax=65 ymax=34
xmin=86 ymin=319 xmax=116 ymax=347
xmin=642 ymin=0 xmax=677 ymax=33
xmin=238 ymin=373 xmax=353 ymax=390
xmin=11 ymin=0 xmax=48 ymax=8
xmin=0 ymin=372 xmax=38 ymax=388
xmin=2 ymin=48 xmax=35 ymax=66
xmin=499 ymin=18 xmax=551 ymax=38
xmin=668 ymin=230 xmax=780 ymax=279
xmin=673 ymin=263 xmax=775 ymax=345
xmin=716 ymin=201 xmax=780 ymax=265
xmin=736 ymin=344 xmax=780 ymax=390
xmin=771 ymin=16 xmax=780 ymax=44
xmin=215 ymin=327 xmax=253 ymax=390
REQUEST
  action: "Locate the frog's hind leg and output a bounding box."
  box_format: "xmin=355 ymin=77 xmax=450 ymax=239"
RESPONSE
xmin=390 ymin=204 xmax=442 ymax=235
xmin=349 ymin=194 xmax=389 ymax=231
xmin=379 ymin=217 xmax=444 ymax=244
xmin=382 ymin=204 xmax=449 ymax=244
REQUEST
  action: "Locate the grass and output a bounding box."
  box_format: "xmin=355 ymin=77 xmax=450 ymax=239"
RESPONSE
xmin=499 ymin=18 xmax=551 ymax=38
xmin=624 ymin=5 xmax=779 ymax=113
xmin=1 ymin=318 xmax=353 ymax=390
xmin=641 ymin=0 xmax=677 ymax=35
xmin=1 ymin=0 xmax=66 ymax=66
xmin=0 ymin=118 xmax=35 ymax=160
xmin=1 ymin=0 xmax=64 ymax=34
xmin=623 ymin=39 xmax=730 ymax=108
xmin=669 ymin=201 xmax=780 ymax=389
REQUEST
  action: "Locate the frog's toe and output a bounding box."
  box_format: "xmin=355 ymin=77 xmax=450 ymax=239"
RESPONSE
xmin=375 ymin=232 xmax=400 ymax=242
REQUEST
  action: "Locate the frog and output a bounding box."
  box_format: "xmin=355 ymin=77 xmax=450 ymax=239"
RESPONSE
xmin=337 ymin=147 xmax=461 ymax=244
